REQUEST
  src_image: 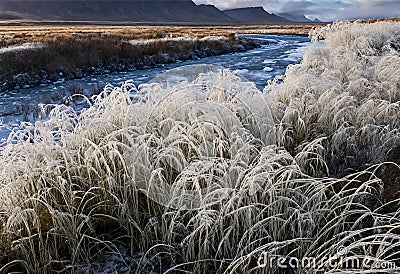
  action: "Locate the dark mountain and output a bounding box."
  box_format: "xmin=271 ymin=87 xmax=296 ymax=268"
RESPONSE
xmin=0 ymin=11 xmax=21 ymax=19
xmin=223 ymin=7 xmax=291 ymax=25
xmin=277 ymin=12 xmax=313 ymax=23
xmin=0 ymin=0 xmax=236 ymax=24
xmin=197 ymin=4 xmax=240 ymax=23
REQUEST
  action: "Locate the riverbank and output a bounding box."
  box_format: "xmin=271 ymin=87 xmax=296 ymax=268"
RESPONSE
xmin=2 ymin=20 xmax=400 ymax=93
xmin=0 ymin=34 xmax=312 ymax=141
xmin=0 ymin=28 xmax=261 ymax=92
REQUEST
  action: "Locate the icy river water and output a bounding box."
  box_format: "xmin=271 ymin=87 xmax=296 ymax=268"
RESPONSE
xmin=0 ymin=34 xmax=311 ymax=140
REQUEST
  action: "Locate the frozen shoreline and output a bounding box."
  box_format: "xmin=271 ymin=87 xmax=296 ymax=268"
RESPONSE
xmin=0 ymin=35 xmax=258 ymax=93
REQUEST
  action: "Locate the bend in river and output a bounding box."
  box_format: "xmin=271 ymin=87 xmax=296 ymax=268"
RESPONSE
xmin=0 ymin=34 xmax=311 ymax=140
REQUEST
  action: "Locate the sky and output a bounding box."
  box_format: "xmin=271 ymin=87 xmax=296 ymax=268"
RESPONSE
xmin=192 ymin=0 xmax=400 ymax=22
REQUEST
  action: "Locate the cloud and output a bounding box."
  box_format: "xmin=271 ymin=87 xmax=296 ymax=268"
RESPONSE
xmin=193 ymin=0 xmax=400 ymax=21
xmin=277 ymin=0 xmax=316 ymax=17
xmin=193 ymin=0 xmax=281 ymax=11
xmin=336 ymin=0 xmax=400 ymax=20
xmin=274 ymin=0 xmax=346 ymax=20
xmin=280 ymin=1 xmax=315 ymax=12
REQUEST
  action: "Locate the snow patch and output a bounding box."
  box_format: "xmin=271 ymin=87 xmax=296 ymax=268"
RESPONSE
xmin=263 ymin=67 xmax=274 ymax=72
xmin=262 ymin=59 xmax=276 ymax=64
xmin=199 ymin=35 xmax=228 ymax=42
xmin=0 ymin=43 xmax=45 ymax=54
xmin=128 ymin=35 xmax=228 ymax=46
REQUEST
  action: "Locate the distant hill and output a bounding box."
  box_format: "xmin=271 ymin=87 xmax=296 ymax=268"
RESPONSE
xmin=0 ymin=11 xmax=21 ymax=19
xmin=0 ymin=0 xmax=237 ymax=24
xmin=277 ymin=13 xmax=313 ymax=23
xmin=224 ymin=7 xmax=291 ymax=25
xmin=197 ymin=4 xmax=240 ymax=23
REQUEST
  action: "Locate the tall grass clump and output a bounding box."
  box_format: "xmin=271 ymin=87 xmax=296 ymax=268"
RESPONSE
xmin=269 ymin=21 xmax=400 ymax=177
xmin=0 ymin=21 xmax=400 ymax=273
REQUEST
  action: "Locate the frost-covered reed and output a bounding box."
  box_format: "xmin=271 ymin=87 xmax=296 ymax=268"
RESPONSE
xmin=128 ymin=35 xmax=229 ymax=46
xmin=0 ymin=21 xmax=400 ymax=273
xmin=0 ymin=42 xmax=45 ymax=54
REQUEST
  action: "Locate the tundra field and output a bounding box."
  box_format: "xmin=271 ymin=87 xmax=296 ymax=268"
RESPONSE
xmin=0 ymin=20 xmax=398 ymax=92
xmin=0 ymin=20 xmax=400 ymax=273
xmin=0 ymin=23 xmax=324 ymax=93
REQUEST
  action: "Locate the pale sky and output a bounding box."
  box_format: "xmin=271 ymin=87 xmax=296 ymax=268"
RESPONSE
xmin=193 ymin=0 xmax=400 ymax=21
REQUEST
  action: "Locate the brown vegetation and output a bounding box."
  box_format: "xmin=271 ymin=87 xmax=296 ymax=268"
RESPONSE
xmin=0 ymin=24 xmax=317 ymax=41
xmin=353 ymin=17 xmax=400 ymax=24
xmin=0 ymin=25 xmax=272 ymax=91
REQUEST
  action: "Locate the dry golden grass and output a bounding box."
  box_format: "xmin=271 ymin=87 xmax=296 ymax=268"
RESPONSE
xmin=0 ymin=24 xmax=318 ymax=46
xmin=0 ymin=18 xmax=397 ymax=46
xmin=353 ymin=17 xmax=400 ymax=23
xmin=0 ymin=25 xmax=265 ymax=91
xmin=0 ymin=22 xmax=321 ymax=92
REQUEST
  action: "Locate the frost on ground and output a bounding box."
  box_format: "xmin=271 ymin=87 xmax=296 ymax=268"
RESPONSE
xmin=0 ymin=21 xmax=400 ymax=273
xmin=0 ymin=42 xmax=44 ymax=54
xmin=127 ymin=35 xmax=228 ymax=46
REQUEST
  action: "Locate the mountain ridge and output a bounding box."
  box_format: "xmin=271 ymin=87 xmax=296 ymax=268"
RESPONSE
xmin=277 ymin=12 xmax=313 ymax=23
xmin=0 ymin=0 xmax=236 ymax=23
xmin=223 ymin=7 xmax=291 ymax=25
xmin=0 ymin=1 xmax=312 ymax=25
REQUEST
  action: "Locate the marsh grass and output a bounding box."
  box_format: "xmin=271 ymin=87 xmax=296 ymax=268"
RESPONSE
xmin=0 ymin=21 xmax=400 ymax=273
xmin=0 ymin=30 xmax=257 ymax=91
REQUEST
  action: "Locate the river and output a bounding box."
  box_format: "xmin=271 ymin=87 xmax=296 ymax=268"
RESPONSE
xmin=0 ymin=34 xmax=311 ymax=140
